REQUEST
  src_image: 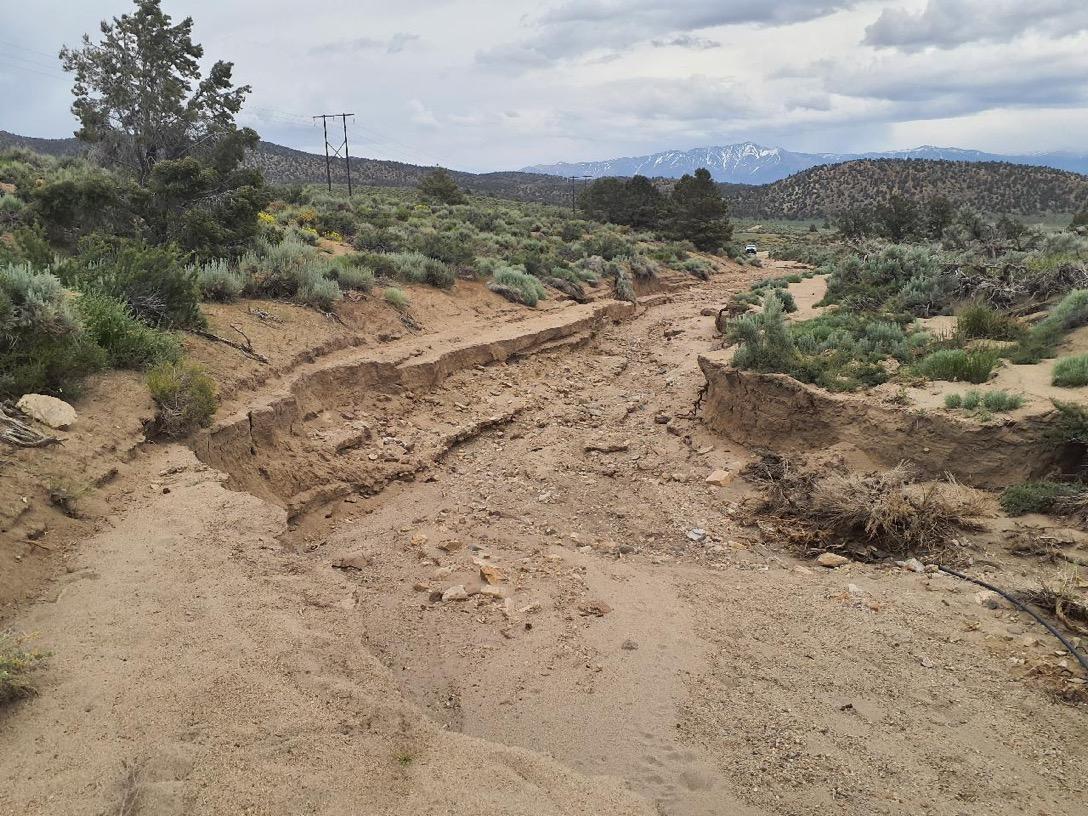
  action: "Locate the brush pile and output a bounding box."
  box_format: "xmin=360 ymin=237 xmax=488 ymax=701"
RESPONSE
xmin=743 ymin=453 xmax=984 ymax=560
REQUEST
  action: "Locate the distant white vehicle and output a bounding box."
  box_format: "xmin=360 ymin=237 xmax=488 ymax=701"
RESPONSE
xmin=744 ymin=244 xmax=758 ymax=255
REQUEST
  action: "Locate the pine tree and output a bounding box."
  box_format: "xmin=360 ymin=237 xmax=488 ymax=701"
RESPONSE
xmin=60 ymin=0 xmax=251 ymax=184
xmin=418 ymin=169 xmax=465 ymax=205
xmin=668 ymin=169 xmax=731 ymax=251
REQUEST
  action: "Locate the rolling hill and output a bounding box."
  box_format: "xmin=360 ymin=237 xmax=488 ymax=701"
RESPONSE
xmin=525 ymin=141 xmax=1088 ymax=185
xmin=720 ymin=159 xmax=1088 ymax=219
xmin=0 ymin=130 xmax=571 ymax=206
xmin=3 ymin=130 xmax=1085 ymax=218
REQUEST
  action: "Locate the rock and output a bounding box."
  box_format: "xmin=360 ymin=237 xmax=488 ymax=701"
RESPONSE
xmin=621 ymin=639 xmax=639 ymax=650
xmin=16 ymin=394 xmax=77 ymax=429
xmin=409 ymin=533 xmax=428 ymax=547
xmin=331 ymin=552 xmax=370 ymax=571
xmin=847 ymin=583 xmax=866 ymax=598
xmin=974 ymin=590 xmax=1011 ymax=610
xmin=584 ymin=438 xmax=631 ymax=453
xmin=816 ymin=553 xmax=850 ymax=568
xmin=687 ymin=528 xmax=707 ymax=543
xmin=412 ymin=582 xmax=430 ymax=592
xmin=441 ymin=585 xmax=469 ymax=602
xmin=793 ymin=566 xmax=813 ymax=575
xmin=705 ymin=469 xmax=734 ymax=487
xmin=578 ymin=600 xmax=612 ymax=617
xmin=480 ymin=564 xmax=505 ymax=585
xmin=897 ymin=557 xmax=925 ymax=574
xmin=478 ymin=585 xmax=506 ymax=599
xmin=654 ymin=415 xmax=671 ymax=425
xmin=437 ymin=540 xmax=464 ymax=553
xmin=700 ymin=307 xmax=717 ymax=317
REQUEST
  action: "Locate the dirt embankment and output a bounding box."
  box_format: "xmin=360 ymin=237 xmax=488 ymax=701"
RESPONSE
xmin=4 ymin=258 xmax=1088 ymax=816
xmin=697 ymin=353 xmax=1063 ymax=488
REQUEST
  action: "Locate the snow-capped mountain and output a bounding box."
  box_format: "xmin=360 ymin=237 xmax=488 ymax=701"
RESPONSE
xmin=522 ymin=143 xmax=1088 ymax=185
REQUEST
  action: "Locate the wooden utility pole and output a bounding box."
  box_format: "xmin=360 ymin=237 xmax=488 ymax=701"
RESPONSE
xmin=312 ymin=113 xmax=356 ymax=194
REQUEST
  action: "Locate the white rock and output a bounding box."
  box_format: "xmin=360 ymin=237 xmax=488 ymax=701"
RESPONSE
xmin=441 ymin=585 xmax=469 ymax=602
xmin=16 ymin=394 xmax=77 ymax=429
xmin=897 ymin=557 xmax=925 ymax=574
xmin=705 ymin=469 xmax=734 ymax=486
xmin=816 ymin=552 xmax=850 ymax=568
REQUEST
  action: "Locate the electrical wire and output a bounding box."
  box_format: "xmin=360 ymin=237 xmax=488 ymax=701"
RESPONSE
xmin=938 ymin=565 xmax=1088 ymax=678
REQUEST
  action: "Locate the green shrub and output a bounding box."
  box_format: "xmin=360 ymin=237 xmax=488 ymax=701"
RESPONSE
xmin=146 ymin=362 xmax=217 ymax=438
xmin=613 ymin=266 xmax=636 ymax=304
xmin=1048 ymin=400 xmax=1088 ymax=445
xmin=0 ymin=262 xmax=106 ymax=398
xmin=74 ymin=292 xmax=182 ymax=369
xmin=297 ymin=275 xmax=341 ymax=310
xmin=982 ymin=390 xmax=1024 ymax=411
xmin=331 ymin=263 xmax=375 ymax=292
xmin=489 ymin=266 xmax=547 ymax=307
xmin=999 ymin=481 xmax=1083 ymax=516
xmin=627 ymin=254 xmax=659 ymax=280
xmin=0 ymin=632 xmax=47 ymax=704
xmin=387 ymin=251 xmax=455 ymax=288
xmin=946 ymin=389 xmax=1024 ymax=412
xmin=384 ymin=287 xmax=409 ymax=311
xmin=1012 ymin=289 xmax=1088 ymax=363
xmin=1052 ymin=354 xmax=1088 ymax=388
xmin=57 ymin=237 xmax=203 ymax=329
xmin=193 ymin=259 xmax=244 ymax=302
xmin=956 ymin=303 xmax=1023 ymax=340
xmin=916 ymin=347 xmax=999 ymax=383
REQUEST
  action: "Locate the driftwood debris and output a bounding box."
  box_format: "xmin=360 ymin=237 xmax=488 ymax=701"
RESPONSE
xmin=190 ymin=325 xmax=270 ymax=364
xmin=0 ymin=404 xmax=61 ymax=448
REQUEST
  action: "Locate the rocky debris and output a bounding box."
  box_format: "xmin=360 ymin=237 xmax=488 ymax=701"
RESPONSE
xmin=16 ymin=394 xmax=77 ymax=429
xmin=480 ymin=564 xmax=505 ymax=585
xmin=705 ymin=469 xmax=734 ymax=487
xmin=897 ymin=557 xmax=925 ymax=574
xmin=442 ymin=585 xmax=469 ymax=602
xmin=687 ymin=528 xmax=707 ymax=543
xmin=578 ymin=601 xmax=612 ymax=617
xmin=584 ymin=437 xmax=630 ymax=453
xmin=332 ymin=552 xmax=371 ymax=571
xmin=816 ymin=553 xmax=850 ymax=569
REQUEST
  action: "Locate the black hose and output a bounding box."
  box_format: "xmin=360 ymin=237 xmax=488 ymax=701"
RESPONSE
xmin=938 ymin=565 xmax=1088 ymax=678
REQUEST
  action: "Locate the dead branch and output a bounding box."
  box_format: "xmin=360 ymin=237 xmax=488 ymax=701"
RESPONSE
xmin=0 ymin=404 xmax=61 ymax=448
xmin=189 ymin=328 xmax=270 ymax=364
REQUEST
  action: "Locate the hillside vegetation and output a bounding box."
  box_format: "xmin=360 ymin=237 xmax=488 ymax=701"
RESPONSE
xmin=0 ymin=131 xmax=571 ymax=206
xmin=723 ymin=159 xmax=1088 ymax=219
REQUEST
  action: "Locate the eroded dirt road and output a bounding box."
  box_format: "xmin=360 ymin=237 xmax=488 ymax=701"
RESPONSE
xmin=2 ymin=263 xmax=1086 ymax=815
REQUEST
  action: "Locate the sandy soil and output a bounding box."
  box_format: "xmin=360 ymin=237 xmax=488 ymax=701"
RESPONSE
xmin=2 ymin=260 xmax=1087 ymax=815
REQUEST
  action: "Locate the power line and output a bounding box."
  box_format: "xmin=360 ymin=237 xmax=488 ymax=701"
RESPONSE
xmin=312 ymin=113 xmax=354 ymax=195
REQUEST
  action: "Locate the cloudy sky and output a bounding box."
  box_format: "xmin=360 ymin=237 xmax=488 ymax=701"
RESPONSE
xmin=2 ymin=0 xmax=1087 ymax=172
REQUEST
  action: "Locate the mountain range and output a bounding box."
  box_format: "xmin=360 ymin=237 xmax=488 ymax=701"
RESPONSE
xmin=3 ymin=130 xmax=1085 ymax=216
xmin=523 ymin=143 xmax=1088 ymax=185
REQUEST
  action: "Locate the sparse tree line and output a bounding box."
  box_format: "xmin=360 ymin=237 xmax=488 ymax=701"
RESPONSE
xmin=576 ymin=170 xmax=733 ymax=252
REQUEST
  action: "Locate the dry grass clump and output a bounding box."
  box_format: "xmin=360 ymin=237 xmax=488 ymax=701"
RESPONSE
xmin=1019 ymin=571 xmax=1088 ymax=638
xmin=744 ymin=454 xmax=984 ymax=558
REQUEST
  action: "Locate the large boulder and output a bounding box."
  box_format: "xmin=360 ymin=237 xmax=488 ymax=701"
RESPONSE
xmin=15 ymin=394 xmax=77 ymax=429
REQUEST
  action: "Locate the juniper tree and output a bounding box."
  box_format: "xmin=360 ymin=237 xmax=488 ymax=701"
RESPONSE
xmin=58 ymin=0 xmax=267 ymax=257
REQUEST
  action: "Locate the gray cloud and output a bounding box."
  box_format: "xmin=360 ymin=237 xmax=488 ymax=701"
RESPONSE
xmin=651 ymin=34 xmax=721 ymax=50
xmin=310 ymin=31 xmax=419 ymax=56
xmin=864 ymin=0 xmax=1088 ymax=51
xmin=477 ymin=0 xmax=855 ymax=69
